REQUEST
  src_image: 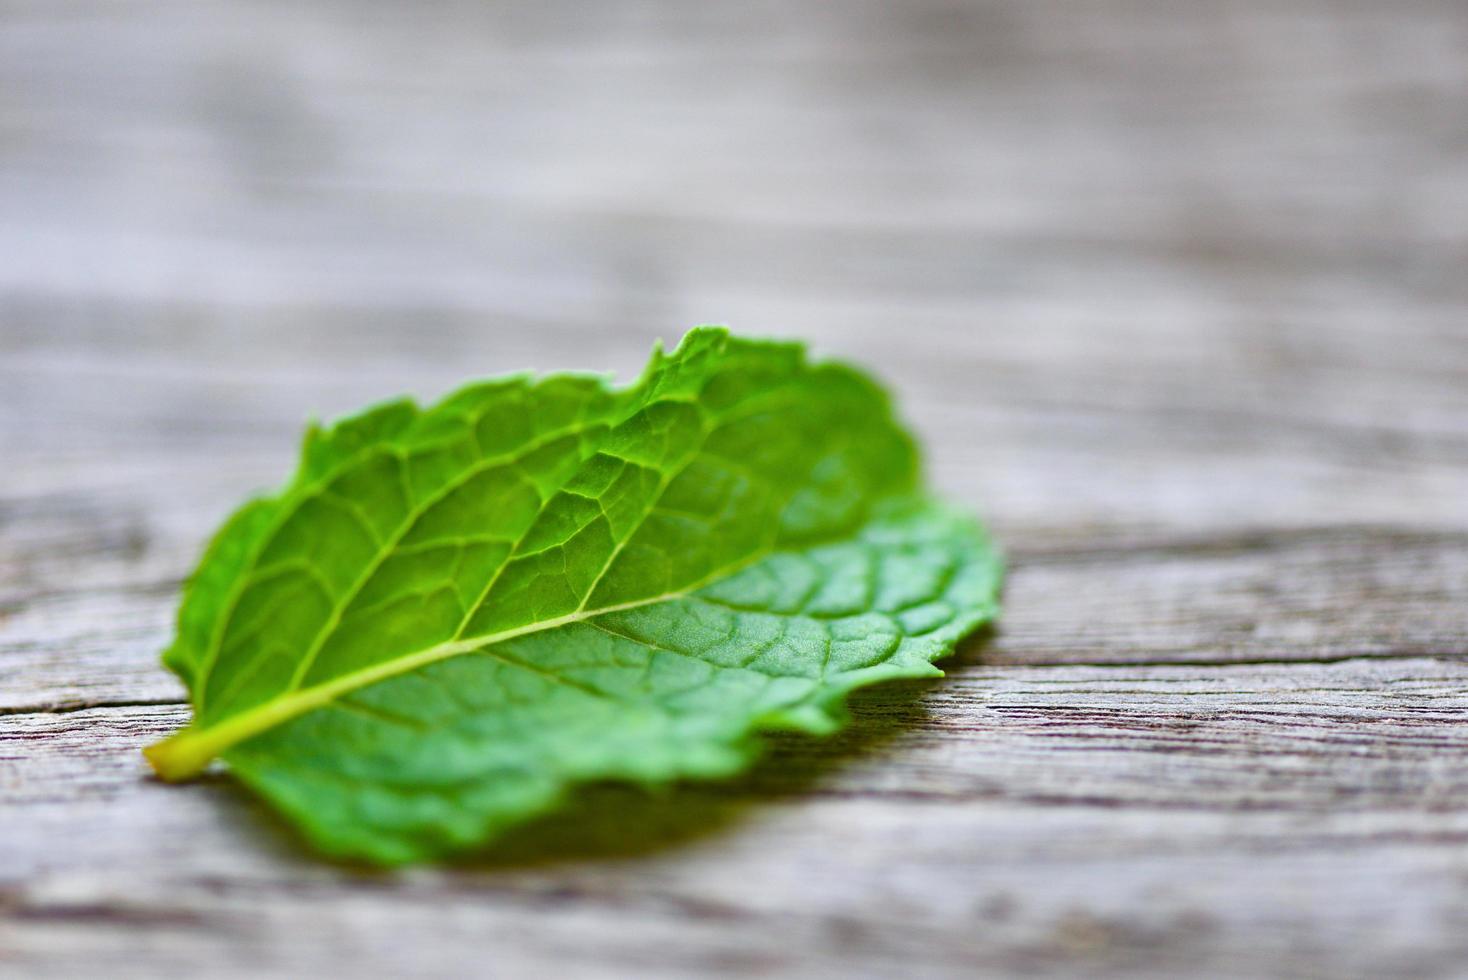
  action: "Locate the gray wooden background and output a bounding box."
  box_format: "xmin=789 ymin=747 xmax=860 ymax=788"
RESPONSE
xmin=4 ymin=1 xmax=1468 ymax=977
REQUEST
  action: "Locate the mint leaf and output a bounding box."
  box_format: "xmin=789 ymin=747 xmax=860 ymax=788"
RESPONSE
xmin=146 ymin=327 xmax=1002 ymax=864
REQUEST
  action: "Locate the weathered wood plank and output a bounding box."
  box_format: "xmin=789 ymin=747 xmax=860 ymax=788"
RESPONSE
xmin=4 ymin=0 xmax=1468 ymax=976
xmin=7 ymin=660 xmax=1468 ymax=978
xmin=7 ymin=524 xmax=1468 ymax=716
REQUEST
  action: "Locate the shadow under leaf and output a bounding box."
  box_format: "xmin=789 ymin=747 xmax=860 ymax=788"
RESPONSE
xmin=466 ymin=676 xmax=947 ymax=869
xmin=219 ymin=627 xmax=995 ymax=870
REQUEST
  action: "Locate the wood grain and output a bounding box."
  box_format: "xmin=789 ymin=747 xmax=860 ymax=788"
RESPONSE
xmin=3 ymin=0 xmax=1467 ymax=977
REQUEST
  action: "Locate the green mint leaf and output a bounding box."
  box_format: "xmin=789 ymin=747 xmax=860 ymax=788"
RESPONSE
xmin=146 ymin=327 xmax=1002 ymax=864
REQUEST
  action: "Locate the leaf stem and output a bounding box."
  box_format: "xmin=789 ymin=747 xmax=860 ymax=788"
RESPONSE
xmin=144 ymin=727 xmax=224 ymax=781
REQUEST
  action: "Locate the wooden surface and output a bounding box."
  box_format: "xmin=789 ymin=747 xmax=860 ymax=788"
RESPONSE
xmin=4 ymin=1 xmax=1468 ymax=977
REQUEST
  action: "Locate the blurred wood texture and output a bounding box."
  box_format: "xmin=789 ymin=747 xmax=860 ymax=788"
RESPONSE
xmin=3 ymin=1 xmax=1468 ymax=977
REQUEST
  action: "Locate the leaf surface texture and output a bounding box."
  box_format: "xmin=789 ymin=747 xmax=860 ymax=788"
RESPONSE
xmin=148 ymin=328 xmax=1002 ymax=863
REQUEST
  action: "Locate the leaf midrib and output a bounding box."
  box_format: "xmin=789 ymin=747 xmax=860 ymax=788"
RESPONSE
xmin=143 ymin=540 xmax=783 ymax=781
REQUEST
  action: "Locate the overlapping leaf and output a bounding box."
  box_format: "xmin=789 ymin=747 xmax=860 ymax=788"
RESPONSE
xmin=147 ymin=328 xmax=1002 ymax=863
